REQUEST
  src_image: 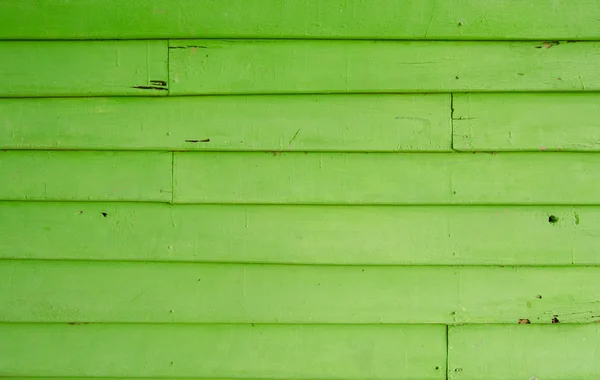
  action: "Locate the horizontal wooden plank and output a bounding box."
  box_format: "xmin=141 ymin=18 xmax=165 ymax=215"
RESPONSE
xmin=0 ymin=151 xmax=172 ymax=202
xmin=1 ymin=261 xmax=599 ymax=324
xmin=449 ymin=324 xmax=600 ymax=380
xmin=453 ymin=93 xmax=600 ymax=152
xmin=169 ymin=40 xmax=600 ymax=94
xmin=2 ymin=202 xmax=598 ymax=265
xmin=1 ymin=0 xmax=599 ymax=40
xmin=0 ymin=41 xmax=167 ymax=97
xmin=0 ymin=323 xmax=445 ymax=379
xmin=174 ymin=152 xmax=600 ymax=205
xmin=0 ymin=95 xmax=451 ymax=152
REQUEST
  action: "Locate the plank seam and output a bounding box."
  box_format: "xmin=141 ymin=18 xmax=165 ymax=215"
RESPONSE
xmin=445 ymin=324 xmax=450 ymax=380
xmin=171 ymin=152 xmax=175 ymax=204
xmin=450 ymin=93 xmax=457 ymax=152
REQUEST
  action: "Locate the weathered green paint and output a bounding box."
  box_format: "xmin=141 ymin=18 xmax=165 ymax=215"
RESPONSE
xmin=1 ymin=0 xmax=600 ymax=40
xmin=170 ymin=40 xmax=600 ymax=94
xmin=0 ymin=95 xmax=451 ymax=152
xmin=1 ymin=202 xmax=597 ymax=265
xmin=0 ymin=40 xmax=168 ymax=97
xmin=454 ymin=93 xmax=600 ymax=151
xmin=1 ymin=260 xmax=598 ymax=324
xmin=449 ymin=324 xmax=600 ymax=379
xmin=0 ymin=323 xmax=446 ymax=379
xmin=175 ymin=152 xmax=600 ymax=204
xmin=0 ymin=151 xmax=172 ymax=202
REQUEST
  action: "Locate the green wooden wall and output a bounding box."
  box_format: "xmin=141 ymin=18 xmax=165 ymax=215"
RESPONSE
xmin=1 ymin=1 xmax=600 ymax=380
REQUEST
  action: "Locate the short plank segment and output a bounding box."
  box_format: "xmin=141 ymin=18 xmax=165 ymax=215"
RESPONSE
xmin=0 ymin=151 xmax=172 ymax=202
xmin=174 ymin=152 xmax=600 ymax=205
xmin=454 ymin=93 xmax=600 ymax=152
xmin=0 ymin=40 xmax=168 ymax=97
xmin=1 ymin=0 xmax=599 ymax=40
xmin=1 ymin=261 xmax=598 ymax=324
xmin=0 ymin=323 xmax=446 ymax=379
xmin=0 ymin=95 xmax=451 ymax=152
xmin=2 ymin=202 xmax=598 ymax=265
xmin=169 ymin=40 xmax=600 ymax=94
xmin=449 ymin=324 xmax=600 ymax=379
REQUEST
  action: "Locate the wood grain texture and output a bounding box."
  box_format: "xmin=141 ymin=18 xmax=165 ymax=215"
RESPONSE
xmin=1 ymin=260 xmax=599 ymax=324
xmin=0 ymin=323 xmax=446 ymax=379
xmin=169 ymin=40 xmax=600 ymax=94
xmin=454 ymin=93 xmax=600 ymax=151
xmin=0 ymin=95 xmax=451 ymax=152
xmin=1 ymin=0 xmax=599 ymax=40
xmin=449 ymin=324 xmax=600 ymax=379
xmin=0 ymin=41 xmax=168 ymax=97
xmin=2 ymin=202 xmax=597 ymax=265
xmin=0 ymin=151 xmax=172 ymax=202
xmin=174 ymin=152 xmax=600 ymax=205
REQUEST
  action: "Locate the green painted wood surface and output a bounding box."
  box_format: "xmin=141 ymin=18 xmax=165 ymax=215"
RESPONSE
xmin=1 ymin=0 xmax=600 ymax=40
xmin=0 ymin=41 xmax=168 ymax=97
xmin=2 ymin=260 xmax=599 ymax=324
xmin=174 ymin=152 xmax=600 ymax=205
xmin=169 ymin=40 xmax=600 ymax=94
xmin=0 ymin=323 xmax=446 ymax=379
xmin=2 ymin=202 xmax=597 ymax=265
xmin=454 ymin=93 xmax=600 ymax=151
xmin=449 ymin=324 xmax=600 ymax=379
xmin=0 ymin=151 xmax=172 ymax=202
xmin=0 ymin=95 xmax=451 ymax=152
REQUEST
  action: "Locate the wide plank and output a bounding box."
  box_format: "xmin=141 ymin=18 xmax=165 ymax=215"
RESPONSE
xmin=0 ymin=151 xmax=171 ymax=202
xmin=0 ymin=41 xmax=167 ymax=97
xmin=454 ymin=93 xmax=600 ymax=152
xmin=0 ymin=323 xmax=445 ymax=379
xmin=2 ymin=202 xmax=597 ymax=265
xmin=1 ymin=0 xmax=599 ymax=40
xmin=0 ymin=95 xmax=451 ymax=152
xmin=169 ymin=40 xmax=600 ymax=94
xmin=1 ymin=261 xmax=598 ymax=324
xmin=449 ymin=324 xmax=600 ymax=379
xmin=174 ymin=152 xmax=600 ymax=205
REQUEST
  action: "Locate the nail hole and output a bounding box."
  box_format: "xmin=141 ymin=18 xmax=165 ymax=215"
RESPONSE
xmin=101 ymin=212 xmax=108 ymax=217
xmin=548 ymin=215 xmax=559 ymax=224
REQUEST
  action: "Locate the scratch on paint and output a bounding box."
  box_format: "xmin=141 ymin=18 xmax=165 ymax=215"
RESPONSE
xmin=423 ymin=0 xmax=437 ymax=37
xmin=288 ymin=129 xmax=301 ymax=147
xmin=579 ymin=75 xmax=586 ymax=90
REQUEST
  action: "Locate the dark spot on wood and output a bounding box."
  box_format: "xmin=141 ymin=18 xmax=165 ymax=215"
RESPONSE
xmin=78 ymin=211 xmax=83 ymax=214
xmin=185 ymin=139 xmax=210 ymax=143
xmin=457 ymin=22 xmax=463 ymax=26
xmin=517 ymin=73 xmax=525 ymax=76
xmin=101 ymin=212 xmax=108 ymax=217
xmin=454 ymin=368 xmax=463 ymax=372
xmin=435 ymin=366 xmax=440 ymax=370
xmin=552 ymin=316 xmax=560 ymax=324
xmin=455 ymin=76 xmax=459 ymax=79
xmin=131 ymin=85 xmax=168 ymax=91
xmin=536 ymin=294 xmax=542 ymax=299
xmin=518 ymin=319 xmax=531 ymax=324
xmin=548 ymin=215 xmax=559 ymax=224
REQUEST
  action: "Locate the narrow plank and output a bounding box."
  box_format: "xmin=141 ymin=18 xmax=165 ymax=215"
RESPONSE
xmin=174 ymin=152 xmax=600 ymax=205
xmin=169 ymin=40 xmax=600 ymax=94
xmin=0 ymin=323 xmax=446 ymax=379
xmin=449 ymin=324 xmax=600 ymax=380
xmin=2 ymin=202 xmax=598 ymax=265
xmin=1 ymin=261 xmax=598 ymax=324
xmin=0 ymin=41 xmax=167 ymax=97
xmin=454 ymin=93 xmax=600 ymax=152
xmin=0 ymin=95 xmax=451 ymax=152
xmin=0 ymin=151 xmax=171 ymax=202
xmin=1 ymin=0 xmax=599 ymax=40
